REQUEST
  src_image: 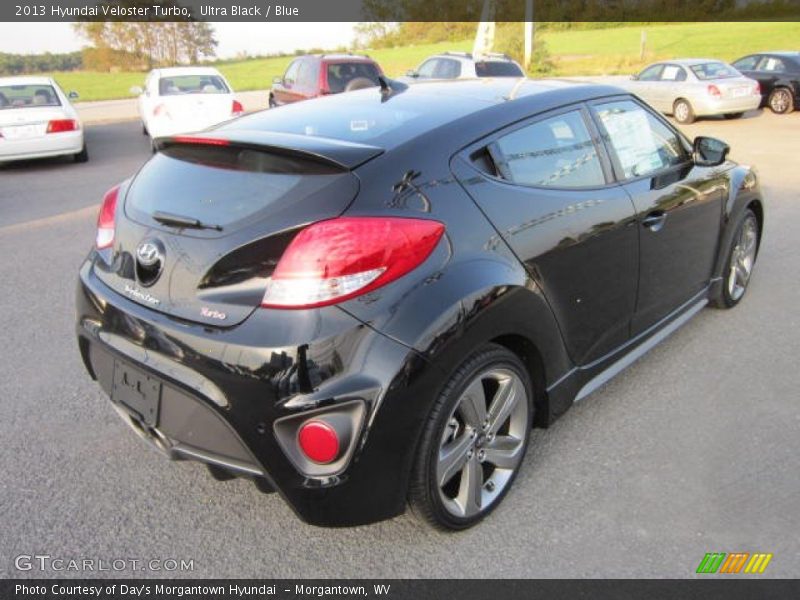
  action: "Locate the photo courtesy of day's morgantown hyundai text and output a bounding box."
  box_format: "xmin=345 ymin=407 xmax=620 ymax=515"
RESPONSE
xmin=75 ymin=78 xmax=763 ymax=530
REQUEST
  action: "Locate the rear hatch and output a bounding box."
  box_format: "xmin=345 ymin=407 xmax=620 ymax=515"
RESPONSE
xmin=713 ymin=77 xmax=758 ymax=99
xmin=93 ymin=131 xmax=383 ymax=327
xmin=159 ymin=93 xmax=234 ymax=131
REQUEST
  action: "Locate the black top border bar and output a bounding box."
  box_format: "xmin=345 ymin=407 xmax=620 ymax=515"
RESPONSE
xmin=3 ymin=0 xmax=800 ymax=22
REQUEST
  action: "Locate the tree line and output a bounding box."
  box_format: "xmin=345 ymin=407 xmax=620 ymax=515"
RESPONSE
xmin=0 ymin=52 xmax=83 ymax=75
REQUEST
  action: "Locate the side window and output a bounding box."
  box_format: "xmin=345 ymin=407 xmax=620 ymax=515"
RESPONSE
xmin=733 ymin=55 xmax=759 ymax=71
xmin=594 ymin=100 xmax=687 ymax=179
xmin=283 ymin=60 xmax=300 ymax=85
xmin=296 ymin=60 xmax=314 ymax=89
xmin=759 ymin=57 xmax=786 ymax=73
xmin=660 ymin=65 xmax=687 ymax=82
xmin=434 ymin=58 xmax=462 ymax=79
xmin=637 ymin=64 xmax=663 ymax=81
xmin=417 ymin=59 xmax=438 ymax=79
xmin=490 ymin=110 xmax=606 ymax=188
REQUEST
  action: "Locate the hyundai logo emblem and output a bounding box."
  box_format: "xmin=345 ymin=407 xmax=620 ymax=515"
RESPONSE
xmin=136 ymin=240 xmax=163 ymax=267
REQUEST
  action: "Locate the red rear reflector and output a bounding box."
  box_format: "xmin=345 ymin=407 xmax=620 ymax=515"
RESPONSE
xmin=46 ymin=119 xmax=78 ymax=134
xmin=707 ymin=84 xmax=722 ymax=97
xmin=232 ymin=99 xmax=244 ymax=116
xmin=170 ymin=135 xmax=230 ymax=146
xmin=96 ymin=184 xmax=120 ymax=250
xmin=297 ymin=420 xmax=340 ymax=464
xmin=262 ymin=217 xmax=445 ymax=309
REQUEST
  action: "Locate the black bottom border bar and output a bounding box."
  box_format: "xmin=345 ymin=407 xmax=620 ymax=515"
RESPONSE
xmin=3 ymin=579 xmax=800 ymax=600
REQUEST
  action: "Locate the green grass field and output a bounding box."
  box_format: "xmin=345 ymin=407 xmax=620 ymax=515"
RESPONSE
xmin=43 ymin=22 xmax=800 ymax=102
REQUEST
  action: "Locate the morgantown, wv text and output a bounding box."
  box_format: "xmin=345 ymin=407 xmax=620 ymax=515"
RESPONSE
xmin=16 ymin=583 xmax=392 ymax=598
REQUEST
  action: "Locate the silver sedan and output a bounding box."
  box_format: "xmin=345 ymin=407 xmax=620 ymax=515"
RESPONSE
xmin=624 ymin=59 xmax=761 ymax=124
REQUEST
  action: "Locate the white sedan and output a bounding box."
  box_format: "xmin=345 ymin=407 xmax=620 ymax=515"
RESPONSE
xmin=0 ymin=76 xmax=87 ymax=163
xmin=133 ymin=67 xmax=243 ymax=144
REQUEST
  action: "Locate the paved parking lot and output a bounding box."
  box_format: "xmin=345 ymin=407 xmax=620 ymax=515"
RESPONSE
xmin=0 ymin=108 xmax=798 ymax=578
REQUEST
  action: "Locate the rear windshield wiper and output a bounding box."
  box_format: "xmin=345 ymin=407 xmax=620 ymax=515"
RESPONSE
xmin=152 ymin=210 xmax=222 ymax=231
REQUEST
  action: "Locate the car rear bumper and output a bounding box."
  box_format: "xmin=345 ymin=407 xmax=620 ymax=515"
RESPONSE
xmin=76 ymin=257 xmax=441 ymax=526
xmin=0 ymin=130 xmax=83 ymax=162
xmin=692 ymin=95 xmax=761 ymax=116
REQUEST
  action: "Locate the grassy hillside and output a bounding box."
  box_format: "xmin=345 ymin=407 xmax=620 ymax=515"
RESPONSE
xmin=44 ymin=22 xmax=800 ymax=102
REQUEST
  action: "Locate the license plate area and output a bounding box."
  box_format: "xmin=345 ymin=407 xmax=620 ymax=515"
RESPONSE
xmin=2 ymin=124 xmax=42 ymax=139
xmin=112 ymin=359 xmax=162 ymax=427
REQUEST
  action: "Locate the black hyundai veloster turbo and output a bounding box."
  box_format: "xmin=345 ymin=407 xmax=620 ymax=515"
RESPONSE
xmin=76 ymin=78 xmax=763 ymax=529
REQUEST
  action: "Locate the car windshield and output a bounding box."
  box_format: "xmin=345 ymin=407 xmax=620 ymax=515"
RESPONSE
xmin=475 ymin=61 xmax=524 ymax=77
xmin=0 ymin=84 xmax=60 ymax=110
xmin=158 ymin=75 xmax=229 ymax=96
xmin=326 ymin=63 xmax=381 ymax=93
xmin=690 ymin=62 xmax=739 ymax=80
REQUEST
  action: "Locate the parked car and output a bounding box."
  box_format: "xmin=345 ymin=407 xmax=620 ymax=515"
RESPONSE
xmin=269 ymin=54 xmax=383 ymax=107
xmin=732 ymin=51 xmax=800 ymax=114
xmin=625 ymin=59 xmax=761 ymax=124
xmin=77 ymin=79 xmax=763 ymax=530
xmin=403 ymin=51 xmax=524 ymax=81
xmin=0 ymin=76 xmax=87 ymax=163
xmin=132 ymin=67 xmax=243 ymax=144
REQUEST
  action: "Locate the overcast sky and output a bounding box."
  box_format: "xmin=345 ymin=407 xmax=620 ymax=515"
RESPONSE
xmin=0 ymin=22 xmax=359 ymax=57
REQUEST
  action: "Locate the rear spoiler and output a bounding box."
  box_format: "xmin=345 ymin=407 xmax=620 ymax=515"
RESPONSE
xmin=154 ymin=130 xmax=384 ymax=170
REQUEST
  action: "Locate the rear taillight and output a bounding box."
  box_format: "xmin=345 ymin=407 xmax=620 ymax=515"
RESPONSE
xmin=169 ymin=135 xmax=230 ymax=146
xmin=754 ymin=81 xmax=761 ymax=95
xmin=262 ymin=217 xmax=445 ymax=309
xmin=95 ymin=185 xmax=120 ymax=250
xmin=231 ymin=99 xmax=244 ymax=116
xmin=46 ymin=119 xmax=78 ymax=134
xmin=707 ymin=84 xmax=722 ymax=97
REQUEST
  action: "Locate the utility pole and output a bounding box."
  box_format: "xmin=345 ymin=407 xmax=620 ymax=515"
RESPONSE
xmin=524 ymin=0 xmax=534 ymax=70
xmin=472 ymin=0 xmax=496 ymax=58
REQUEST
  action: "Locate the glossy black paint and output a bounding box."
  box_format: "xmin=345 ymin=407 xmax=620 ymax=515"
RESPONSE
xmin=76 ymin=79 xmax=764 ymax=526
xmin=733 ymin=52 xmax=800 ymax=110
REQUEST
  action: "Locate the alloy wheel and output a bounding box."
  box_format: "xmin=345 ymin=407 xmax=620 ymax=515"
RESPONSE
xmin=770 ymin=89 xmax=792 ymax=114
xmin=436 ymin=368 xmax=529 ymax=519
xmin=727 ymin=214 xmax=758 ymax=302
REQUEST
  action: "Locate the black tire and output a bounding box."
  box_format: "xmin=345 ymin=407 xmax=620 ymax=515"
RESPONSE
xmin=724 ymin=112 xmax=744 ymax=120
xmin=711 ymin=208 xmax=760 ymax=309
xmin=73 ymin=145 xmax=89 ymax=163
xmin=673 ymin=98 xmax=695 ymax=124
xmin=768 ymin=87 xmax=794 ymax=114
xmin=409 ymin=343 xmax=533 ymax=530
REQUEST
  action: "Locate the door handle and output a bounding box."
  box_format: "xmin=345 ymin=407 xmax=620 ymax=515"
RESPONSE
xmin=642 ymin=210 xmax=667 ymax=231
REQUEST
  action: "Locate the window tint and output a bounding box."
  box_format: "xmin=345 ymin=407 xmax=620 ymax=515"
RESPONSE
xmin=159 ymin=75 xmax=229 ymax=95
xmin=417 ymin=59 xmax=438 ymax=79
xmin=0 ymin=84 xmax=60 ymax=109
xmin=690 ymin=62 xmax=738 ymax=80
xmin=660 ymin=65 xmax=687 ymax=82
xmin=434 ymin=59 xmax=462 ymax=79
xmin=759 ymin=57 xmax=787 ymax=73
xmin=638 ymin=65 xmax=663 ymax=81
xmin=326 ymin=62 xmax=381 ymax=93
xmin=595 ymin=100 xmax=687 ymax=179
xmin=475 ymin=61 xmax=524 ymax=77
xmin=733 ymin=56 xmax=759 ymax=71
xmin=491 ymin=110 xmax=606 ymax=188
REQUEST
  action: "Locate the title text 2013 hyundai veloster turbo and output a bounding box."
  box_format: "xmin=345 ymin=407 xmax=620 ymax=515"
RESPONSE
xmin=76 ymin=79 xmax=763 ymax=529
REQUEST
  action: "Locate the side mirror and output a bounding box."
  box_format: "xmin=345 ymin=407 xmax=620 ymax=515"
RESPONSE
xmin=693 ymin=136 xmax=730 ymax=167
xmin=272 ymin=76 xmax=282 ymax=85
xmin=406 ymin=69 xmax=419 ymax=78
xmin=129 ymin=86 xmax=143 ymax=96
xmin=67 ymin=91 xmax=79 ymax=100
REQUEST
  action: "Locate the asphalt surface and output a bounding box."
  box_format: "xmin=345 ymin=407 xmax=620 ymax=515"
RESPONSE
xmin=1 ymin=112 xmax=798 ymax=579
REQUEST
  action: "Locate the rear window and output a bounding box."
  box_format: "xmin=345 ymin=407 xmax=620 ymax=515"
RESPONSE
xmin=222 ymin=89 xmax=482 ymax=149
xmin=475 ymin=61 xmax=524 ymax=77
xmin=326 ymin=62 xmax=381 ymax=93
xmin=159 ymin=75 xmax=229 ymax=96
xmin=0 ymin=84 xmax=60 ymax=110
xmin=690 ymin=63 xmax=738 ymax=80
xmin=127 ymin=145 xmax=341 ymax=228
